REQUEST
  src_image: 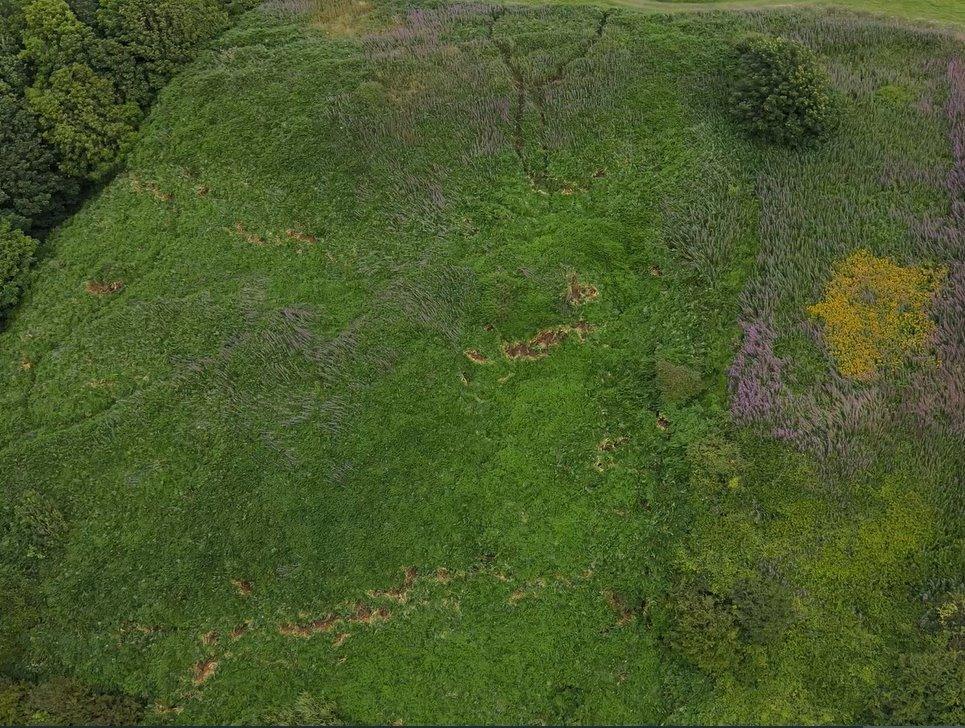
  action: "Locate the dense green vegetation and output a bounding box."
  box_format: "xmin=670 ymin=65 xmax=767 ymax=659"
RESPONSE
xmin=0 ymin=0 xmax=255 ymax=237
xmin=728 ymin=34 xmax=837 ymax=146
xmin=1 ymin=0 xmax=962 ymax=723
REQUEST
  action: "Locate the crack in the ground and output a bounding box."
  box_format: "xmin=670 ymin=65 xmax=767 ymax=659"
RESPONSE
xmin=486 ymin=8 xmax=611 ymax=192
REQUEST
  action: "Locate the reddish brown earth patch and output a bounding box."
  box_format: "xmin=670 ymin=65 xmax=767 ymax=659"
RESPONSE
xmin=84 ymin=280 xmax=124 ymax=296
xmin=200 ymin=630 xmax=219 ymax=646
xmin=232 ymin=222 xmax=267 ymax=246
xmin=503 ymin=322 xmax=593 ymax=361
xmin=570 ymin=320 xmax=593 ymax=338
xmin=348 ymin=602 xmax=391 ymax=625
xmin=502 ymin=340 xmax=543 ymax=360
xmin=279 ymin=601 xmax=389 ymax=639
xmin=278 ymin=614 xmax=338 ymax=638
xmin=191 ymin=658 xmax=218 ymax=686
xmin=286 ymin=229 xmax=318 ymax=245
xmin=508 ymin=588 xmax=527 ymax=605
xmin=231 ymin=579 xmax=253 ymax=596
xmin=655 ymin=415 xmax=670 ymax=431
xmin=228 ymin=621 xmax=250 ymax=640
xmin=564 ymin=274 xmax=599 ymax=306
xmin=604 ymin=590 xmax=649 ymax=627
xmin=152 ymin=702 xmax=183 ymax=716
xmin=597 ymin=436 xmax=629 ymax=452
xmin=464 ymin=349 xmax=489 ymax=364
xmin=369 ymin=566 xmax=417 ymax=603
xmin=530 ymin=327 xmax=569 ymax=349
xmin=130 ymin=177 xmax=172 ymax=202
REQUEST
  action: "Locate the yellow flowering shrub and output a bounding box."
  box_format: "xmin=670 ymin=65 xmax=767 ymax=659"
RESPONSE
xmin=808 ymin=250 xmax=946 ymax=380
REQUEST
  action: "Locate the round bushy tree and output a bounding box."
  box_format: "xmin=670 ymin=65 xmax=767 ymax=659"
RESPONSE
xmin=19 ymin=0 xmax=97 ymax=83
xmin=729 ymin=35 xmax=836 ymax=147
xmin=26 ymin=62 xmax=140 ymax=181
xmin=96 ymin=0 xmax=228 ymax=100
xmin=0 ymin=86 xmax=72 ymax=229
xmin=0 ymin=217 xmax=37 ymax=317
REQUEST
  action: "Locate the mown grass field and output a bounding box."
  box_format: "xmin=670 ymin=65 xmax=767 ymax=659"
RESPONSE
xmin=584 ymin=0 xmax=965 ymax=27
xmin=1 ymin=0 xmax=962 ymax=724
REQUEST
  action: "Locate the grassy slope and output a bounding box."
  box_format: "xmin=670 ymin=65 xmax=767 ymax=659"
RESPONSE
xmin=1 ymin=0 xmax=962 ymax=724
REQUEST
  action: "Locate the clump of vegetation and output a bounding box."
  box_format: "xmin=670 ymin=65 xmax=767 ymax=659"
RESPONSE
xmin=26 ymin=62 xmax=140 ymax=181
xmin=266 ymin=692 xmax=345 ymax=726
xmin=666 ymin=583 xmax=743 ymax=675
xmin=655 ymin=358 xmax=703 ymax=404
xmin=0 ymin=84 xmax=72 ymax=230
xmin=0 ymin=677 xmax=144 ymax=725
xmin=95 ymin=0 xmax=229 ymax=104
xmin=728 ymin=34 xmax=836 ymax=146
xmin=808 ymin=249 xmax=946 ymax=380
xmin=0 ymin=218 xmax=37 ymax=316
xmin=0 ymin=488 xmax=67 ymax=573
xmin=866 ymin=594 xmax=965 ymax=725
xmin=0 ymin=0 xmax=253 ymax=237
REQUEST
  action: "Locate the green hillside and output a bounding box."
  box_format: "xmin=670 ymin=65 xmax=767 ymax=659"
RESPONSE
xmin=1 ymin=0 xmax=962 ymax=724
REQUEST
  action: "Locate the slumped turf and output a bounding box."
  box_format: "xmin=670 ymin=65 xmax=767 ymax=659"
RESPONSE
xmin=1 ymin=0 xmax=962 ymax=723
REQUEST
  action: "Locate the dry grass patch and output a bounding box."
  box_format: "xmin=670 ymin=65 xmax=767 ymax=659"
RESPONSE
xmin=84 ymin=280 xmax=124 ymax=296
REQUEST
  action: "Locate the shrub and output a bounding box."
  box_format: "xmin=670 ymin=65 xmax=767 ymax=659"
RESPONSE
xmin=686 ymin=434 xmax=744 ymax=492
xmin=656 ymin=358 xmax=704 ymax=404
xmin=67 ymin=0 xmax=101 ymax=24
xmin=728 ymin=35 xmax=836 ymax=146
xmin=27 ymin=62 xmax=140 ymax=181
xmin=19 ymin=0 xmax=98 ymax=83
xmin=0 ymin=677 xmax=144 ymax=725
xmin=0 ymin=488 xmax=67 ymax=574
xmin=666 ymin=584 xmax=743 ymax=675
xmin=0 ymin=0 xmax=24 ymax=51
xmin=0 ymin=218 xmax=37 ymax=316
xmin=0 ymin=87 xmax=71 ymax=229
xmin=866 ymin=595 xmax=965 ymax=724
xmin=96 ymin=0 xmax=228 ymax=100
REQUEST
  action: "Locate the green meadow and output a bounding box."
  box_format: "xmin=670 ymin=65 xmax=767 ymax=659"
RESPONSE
xmin=1 ymin=0 xmax=962 ymax=723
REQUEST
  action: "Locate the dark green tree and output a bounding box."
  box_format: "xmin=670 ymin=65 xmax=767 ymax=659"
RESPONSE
xmin=0 ymin=85 xmax=72 ymax=229
xmin=728 ymin=35 xmax=837 ymax=147
xmin=26 ymin=62 xmax=140 ymax=181
xmin=96 ymin=0 xmax=227 ymax=100
xmin=0 ymin=217 xmax=37 ymax=316
xmin=19 ymin=0 xmax=98 ymax=83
